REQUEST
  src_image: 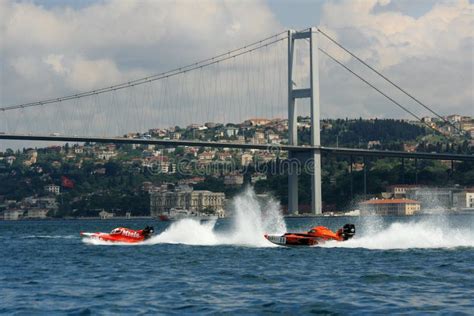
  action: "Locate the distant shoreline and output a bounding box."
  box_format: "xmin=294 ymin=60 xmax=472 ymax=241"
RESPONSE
xmin=2 ymin=211 xmax=474 ymax=222
xmin=0 ymin=216 xmax=153 ymax=222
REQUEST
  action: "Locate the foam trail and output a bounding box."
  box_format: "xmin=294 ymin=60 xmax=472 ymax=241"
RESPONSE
xmin=146 ymin=219 xmax=219 ymax=246
xmin=82 ymin=238 xmax=141 ymax=246
xmin=323 ymin=217 xmax=474 ymax=250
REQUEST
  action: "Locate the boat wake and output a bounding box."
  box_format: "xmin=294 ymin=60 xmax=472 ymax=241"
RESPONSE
xmin=322 ymin=216 xmax=474 ymax=250
xmin=83 ymin=238 xmax=144 ymax=246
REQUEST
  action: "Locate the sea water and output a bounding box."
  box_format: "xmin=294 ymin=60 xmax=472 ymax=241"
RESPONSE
xmin=1 ymin=189 xmax=473 ymax=314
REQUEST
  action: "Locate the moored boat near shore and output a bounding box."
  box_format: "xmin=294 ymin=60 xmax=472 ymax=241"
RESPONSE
xmin=157 ymin=208 xmax=219 ymax=221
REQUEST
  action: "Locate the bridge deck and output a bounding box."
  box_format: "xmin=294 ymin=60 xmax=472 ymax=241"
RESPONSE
xmin=0 ymin=134 xmax=473 ymax=161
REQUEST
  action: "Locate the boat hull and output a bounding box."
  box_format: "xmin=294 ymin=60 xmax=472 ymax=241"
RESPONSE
xmin=80 ymin=226 xmax=154 ymax=243
xmin=265 ymin=234 xmax=320 ymax=246
xmin=264 ymin=224 xmax=355 ymax=246
xmin=80 ymin=232 xmax=144 ymax=243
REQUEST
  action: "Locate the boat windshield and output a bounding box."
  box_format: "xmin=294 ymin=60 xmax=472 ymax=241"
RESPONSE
xmin=110 ymin=228 xmax=122 ymax=234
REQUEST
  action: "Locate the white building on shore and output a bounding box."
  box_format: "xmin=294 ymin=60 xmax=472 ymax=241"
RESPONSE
xmin=453 ymin=190 xmax=474 ymax=210
xmin=150 ymin=187 xmax=225 ymax=218
xmin=27 ymin=208 xmax=49 ymax=219
xmin=3 ymin=209 xmax=24 ymax=220
xmin=360 ymin=199 xmax=421 ymax=216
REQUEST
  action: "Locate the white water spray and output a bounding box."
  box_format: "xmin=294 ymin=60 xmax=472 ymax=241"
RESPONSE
xmin=144 ymin=187 xmax=286 ymax=247
xmin=323 ymin=216 xmax=474 ymax=250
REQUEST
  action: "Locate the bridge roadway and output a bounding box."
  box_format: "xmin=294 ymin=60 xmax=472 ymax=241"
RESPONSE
xmin=1 ymin=134 xmax=473 ymax=161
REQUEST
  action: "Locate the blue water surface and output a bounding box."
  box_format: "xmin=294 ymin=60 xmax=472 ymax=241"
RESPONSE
xmin=1 ymin=215 xmax=473 ymax=315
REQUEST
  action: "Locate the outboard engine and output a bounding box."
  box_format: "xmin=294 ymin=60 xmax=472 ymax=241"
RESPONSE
xmin=142 ymin=226 xmax=154 ymax=239
xmin=340 ymin=224 xmax=356 ymax=240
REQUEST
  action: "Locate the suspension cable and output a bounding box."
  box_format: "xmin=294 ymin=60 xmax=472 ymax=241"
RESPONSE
xmin=1 ymin=31 xmax=288 ymax=112
xmin=319 ymin=48 xmax=451 ymax=139
xmin=317 ymin=28 xmax=466 ymax=136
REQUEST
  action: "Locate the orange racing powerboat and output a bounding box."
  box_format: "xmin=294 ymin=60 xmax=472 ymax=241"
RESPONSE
xmin=80 ymin=226 xmax=154 ymax=243
xmin=265 ymin=224 xmax=355 ymax=246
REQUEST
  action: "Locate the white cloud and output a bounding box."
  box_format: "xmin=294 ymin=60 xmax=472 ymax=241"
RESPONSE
xmin=67 ymin=57 xmax=122 ymax=91
xmin=43 ymin=54 xmax=67 ymax=75
xmin=317 ymin=0 xmax=473 ymax=118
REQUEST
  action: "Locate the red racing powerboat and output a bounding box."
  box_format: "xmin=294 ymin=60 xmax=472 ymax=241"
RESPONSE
xmin=80 ymin=226 xmax=154 ymax=243
xmin=265 ymin=224 xmax=355 ymax=246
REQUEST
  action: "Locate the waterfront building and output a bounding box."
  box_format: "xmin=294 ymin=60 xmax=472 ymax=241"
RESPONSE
xmin=385 ymin=186 xmax=469 ymax=211
xmin=150 ymin=188 xmax=225 ymax=218
xmin=360 ymin=199 xmax=421 ymax=216
xmin=99 ymin=210 xmax=114 ymax=219
xmin=27 ymin=208 xmax=49 ymax=219
xmin=453 ymin=190 xmax=474 ymax=210
xmin=386 ymin=185 xmax=421 ymax=198
xmin=405 ymin=187 xmax=458 ymax=210
xmin=3 ymin=209 xmax=24 ymax=220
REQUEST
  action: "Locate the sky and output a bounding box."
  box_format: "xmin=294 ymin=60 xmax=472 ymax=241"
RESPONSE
xmin=0 ymin=0 xmax=473 ymax=136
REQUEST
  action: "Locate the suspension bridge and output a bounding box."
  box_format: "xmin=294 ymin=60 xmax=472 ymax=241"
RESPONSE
xmin=1 ymin=27 xmax=472 ymax=214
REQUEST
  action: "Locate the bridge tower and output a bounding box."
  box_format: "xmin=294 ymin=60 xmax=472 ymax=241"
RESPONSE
xmin=287 ymin=27 xmax=322 ymax=215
